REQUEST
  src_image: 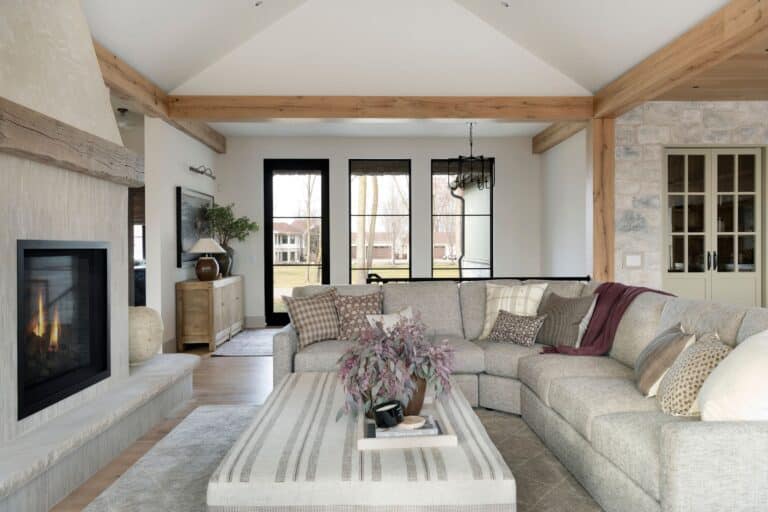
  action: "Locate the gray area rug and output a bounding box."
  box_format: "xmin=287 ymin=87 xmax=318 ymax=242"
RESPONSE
xmin=212 ymin=329 xmax=276 ymax=357
xmin=84 ymin=406 xmax=602 ymax=512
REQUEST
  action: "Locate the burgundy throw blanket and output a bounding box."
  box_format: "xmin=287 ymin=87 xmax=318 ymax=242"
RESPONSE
xmin=542 ymin=282 xmax=672 ymax=356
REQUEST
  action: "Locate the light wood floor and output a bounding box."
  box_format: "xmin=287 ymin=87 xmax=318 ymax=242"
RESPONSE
xmin=51 ymin=330 xmax=278 ymax=512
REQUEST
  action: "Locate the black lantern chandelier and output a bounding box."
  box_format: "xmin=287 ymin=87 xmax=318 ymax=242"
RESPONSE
xmin=448 ymin=122 xmax=495 ymax=191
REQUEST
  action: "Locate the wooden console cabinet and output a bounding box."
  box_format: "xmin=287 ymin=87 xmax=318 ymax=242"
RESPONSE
xmin=175 ymin=275 xmax=244 ymax=351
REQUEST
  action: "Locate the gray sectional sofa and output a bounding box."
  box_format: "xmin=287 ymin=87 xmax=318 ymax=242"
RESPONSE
xmin=273 ymin=280 xmax=768 ymax=512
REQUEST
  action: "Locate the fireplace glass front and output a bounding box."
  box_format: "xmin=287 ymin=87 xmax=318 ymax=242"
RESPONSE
xmin=17 ymin=240 xmax=109 ymax=419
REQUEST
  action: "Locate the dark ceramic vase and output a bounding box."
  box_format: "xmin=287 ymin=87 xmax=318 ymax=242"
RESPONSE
xmin=215 ymin=246 xmax=234 ymax=277
xmin=195 ymin=256 xmax=219 ymax=281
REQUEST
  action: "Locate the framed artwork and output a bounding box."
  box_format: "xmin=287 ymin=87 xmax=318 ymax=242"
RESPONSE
xmin=176 ymin=187 xmax=214 ymax=268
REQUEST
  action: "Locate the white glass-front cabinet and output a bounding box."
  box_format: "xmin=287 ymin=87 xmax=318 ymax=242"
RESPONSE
xmin=663 ymin=148 xmax=762 ymax=306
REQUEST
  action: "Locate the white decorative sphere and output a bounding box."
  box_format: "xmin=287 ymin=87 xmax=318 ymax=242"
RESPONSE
xmin=129 ymin=307 xmax=164 ymax=365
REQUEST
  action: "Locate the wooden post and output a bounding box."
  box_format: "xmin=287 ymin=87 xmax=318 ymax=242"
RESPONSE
xmin=592 ymin=118 xmax=615 ymax=282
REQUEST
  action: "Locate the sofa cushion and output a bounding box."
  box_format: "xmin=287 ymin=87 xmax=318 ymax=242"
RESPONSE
xmin=528 ymin=280 xmax=585 ymax=301
xmin=294 ymin=284 xmax=380 ymax=298
xmin=609 ymin=291 xmax=671 ymax=368
xmin=736 ymin=307 xmax=768 ymax=344
xmin=518 ymin=354 xmax=633 ymax=406
xmin=592 ymin=411 xmax=695 ymax=500
xmin=383 ymin=282 xmax=463 ymax=337
xmin=548 ymin=377 xmax=660 ymax=441
xmin=581 ymin=280 xmax=601 ymax=297
xmin=459 ymin=280 xmax=521 ymax=340
xmin=294 ymin=340 xmax=353 ymax=372
xmin=656 ymin=298 xmax=747 ymax=347
xmin=475 ymin=341 xmax=542 ymax=378
xmin=435 ymin=336 xmax=485 ymax=373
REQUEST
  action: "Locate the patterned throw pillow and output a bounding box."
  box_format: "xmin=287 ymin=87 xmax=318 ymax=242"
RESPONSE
xmin=489 ymin=310 xmax=547 ymax=347
xmin=635 ymin=324 xmax=696 ymax=397
xmin=480 ymin=283 xmax=548 ymax=339
xmin=283 ymin=289 xmax=339 ymax=349
xmin=334 ymin=291 xmax=382 ymax=340
xmin=536 ymin=293 xmax=595 ymax=347
xmin=657 ymin=339 xmax=732 ymax=416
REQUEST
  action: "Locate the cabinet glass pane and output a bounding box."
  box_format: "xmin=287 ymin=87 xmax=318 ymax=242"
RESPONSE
xmin=738 ymin=236 xmax=755 ymax=272
xmin=669 ymin=195 xmax=685 ymax=232
xmin=738 ymin=154 xmax=756 ymax=192
xmin=738 ymin=195 xmax=755 ymax=232
xmin=717 ymin=236 xmax=735 ymax=273
xmin=668 ymin=155 xmax=684 ymax=193
xmin=688 ymin=236 xmax=706 ymax=273
xmin=688 ymin=155 xmax=705 ymax=192
xmin=717 ymin=155 xmax=735 ymax=192
xmin=717 ymin=195 xmax=734 ymax=232
xmin=687 ymin=195 xmax=705 ymax=232
xmin=669 ymin=236 xmax=684 ymax=272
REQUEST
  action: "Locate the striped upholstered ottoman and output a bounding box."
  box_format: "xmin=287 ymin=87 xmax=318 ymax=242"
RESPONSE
xmin=207 ymin=372 xmax=516 ymax=511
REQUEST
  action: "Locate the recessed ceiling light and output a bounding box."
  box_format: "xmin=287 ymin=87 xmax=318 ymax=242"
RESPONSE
xmin=692 ymin=85 xmax=700 ymax=89
xmin=254 ymin=1 xmax=263 ymax=6
xmin=501 ymin=1 xmax=510 ymax=7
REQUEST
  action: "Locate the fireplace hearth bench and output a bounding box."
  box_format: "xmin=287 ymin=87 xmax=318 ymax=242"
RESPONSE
xmin=273 ymin=281 xmax=768 ymax=512
xmin=0 ymin=354 xmax=199 ymax=512
xmin=207 ymin=371 xmax=516 ymax=511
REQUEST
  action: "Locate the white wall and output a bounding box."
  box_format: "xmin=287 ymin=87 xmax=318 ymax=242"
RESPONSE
xmin=215 ymin=136 xmax=542 ymax=324
xmin=144 ymin=118 xmax=216 ymax=350
xmin=540 ymin=130 xmax=591 ymax=276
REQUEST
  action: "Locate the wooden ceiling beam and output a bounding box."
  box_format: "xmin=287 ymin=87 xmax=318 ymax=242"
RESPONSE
xmin=93 ymin=41 xmax=226 ymax=153
xmin=595 ymin=0 xmax=768 ymax=118
xmin=532 ymin=121 xmax=588 ymax=154
xmin=166 ymin=95 xmax=594 ymax=121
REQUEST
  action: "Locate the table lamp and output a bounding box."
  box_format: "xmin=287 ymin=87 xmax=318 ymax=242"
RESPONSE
xmin=189 ymin=238 xmax=225 ymax=281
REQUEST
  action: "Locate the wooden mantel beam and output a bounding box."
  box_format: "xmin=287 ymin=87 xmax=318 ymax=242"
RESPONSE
xmin=0 ymin=96 xmax=144 ymax=187
xmin=166 ymin=95 xmax=594 ymax=121
xmin=94 ymin=41 xmax=226 ymax=154
xmin=532 ymin=121 xmax=588 ymax=154
xmin=595 ymin=0 xmax=768 ymax=118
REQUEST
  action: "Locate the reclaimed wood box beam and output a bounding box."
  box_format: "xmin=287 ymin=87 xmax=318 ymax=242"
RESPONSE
xmin=94 ymin=41 xmax=226 ymax=154
xmin=0 ymin=96 xmax=143 ymax=187
xmin=532 ymin=121 xmax=588 ymax=154
xmin=166 ymin=95 xmax=594 ymax=121
xmin=594 ymin=0 xmax=768 ymax=118
xmin=592 ymin=118 xmax=615 ymax=282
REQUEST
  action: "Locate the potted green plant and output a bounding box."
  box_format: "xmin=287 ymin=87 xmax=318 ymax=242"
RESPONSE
xmin=202 ymin=203 xmax=259 ymax=277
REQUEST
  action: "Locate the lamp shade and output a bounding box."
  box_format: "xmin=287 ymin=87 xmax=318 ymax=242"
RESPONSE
xmin=189 ymin=237 xmax=225 ymax=254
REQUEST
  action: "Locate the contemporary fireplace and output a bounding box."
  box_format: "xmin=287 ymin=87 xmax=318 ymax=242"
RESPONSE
xmin=17 ymin=240 xmax=110 ymax=419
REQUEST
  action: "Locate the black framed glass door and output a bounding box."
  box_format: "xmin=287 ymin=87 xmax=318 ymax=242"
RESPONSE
xmin=264 ymin=159 xmax=330 ymax=325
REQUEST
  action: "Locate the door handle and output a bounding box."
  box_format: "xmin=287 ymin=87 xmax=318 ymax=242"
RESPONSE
xmin=707 ymin=251 xmax=712 ymax=270
xmin=713 ymin=251 xmax=718 ymax=271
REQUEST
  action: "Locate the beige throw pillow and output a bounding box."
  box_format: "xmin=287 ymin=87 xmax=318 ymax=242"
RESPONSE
xmin=367 ymin=306 xmax=414 ymax=332
xmin=657 ymin=339 xmax=732 ymax=417
xmin=635 ymin=323 xmax=695 ymax=397
xmin=283 ymin=288 xmax=339 ymax=349
xmin=480 ymin=283 xmax=548 ymax=339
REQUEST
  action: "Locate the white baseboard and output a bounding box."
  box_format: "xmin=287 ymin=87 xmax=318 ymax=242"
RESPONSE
xmin=245 ymin=316 xmax=266 ymax=328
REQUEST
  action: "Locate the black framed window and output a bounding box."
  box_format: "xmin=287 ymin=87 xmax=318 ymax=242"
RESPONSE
xmin=431 ymin=159 xmax=493 ymax=278
xmin=349 ymin=159 xmax=411 ymax=284
xmin=264 ymin=159 xmax=330 ymax=325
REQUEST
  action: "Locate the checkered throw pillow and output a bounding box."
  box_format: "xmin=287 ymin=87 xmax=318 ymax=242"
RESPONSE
xmin=334 ymin=291 xmax=382 ymax=340
xmin=480 ymin=283 xmax=548 ymax=339
xmin=283 ymin=289 xmax=339 ymax=348
xmin=489 ymin=310 xmax=547 ymax=347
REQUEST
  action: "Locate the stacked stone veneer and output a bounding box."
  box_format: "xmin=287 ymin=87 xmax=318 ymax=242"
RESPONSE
xmin=615 ymin=101 xmax=768 ymax=288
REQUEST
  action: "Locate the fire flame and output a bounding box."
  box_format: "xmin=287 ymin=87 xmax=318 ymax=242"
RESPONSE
xmin=49 ymin=305 xmax=60 ymax=352
xmin=30 ymin=290 xmax=45 ymax=338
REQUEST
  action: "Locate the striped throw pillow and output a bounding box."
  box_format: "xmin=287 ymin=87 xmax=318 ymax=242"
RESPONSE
xmin=480 ymin=283 xmax=548 ymax=339
xmin=536 ymin=293 xmax=596 ymax=347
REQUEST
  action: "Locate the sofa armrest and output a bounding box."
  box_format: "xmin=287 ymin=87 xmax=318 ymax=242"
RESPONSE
xmin=273 ymin=324 xmax=298 ymax=387
xmin=661 ymin=421 xmax=768 ymax=512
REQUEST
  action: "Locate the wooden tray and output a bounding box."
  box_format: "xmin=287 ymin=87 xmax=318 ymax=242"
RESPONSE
xmin=357 ymin=399 xmax=458 ymax=451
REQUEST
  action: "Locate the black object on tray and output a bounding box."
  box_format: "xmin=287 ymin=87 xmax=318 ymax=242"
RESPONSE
xmin=373 ymin=400 xmax=404 ymax=428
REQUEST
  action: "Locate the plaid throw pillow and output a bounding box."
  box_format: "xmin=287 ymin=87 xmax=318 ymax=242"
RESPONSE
xmin=334 ymin=291 xmax=382 ymax=340
xmin=480 ymin=283 xmax=548 ymax=339
xmin=489 ymin=310 xmax=547 ymax=347
xmin=283 ymin=289 xmax=339 ymax=348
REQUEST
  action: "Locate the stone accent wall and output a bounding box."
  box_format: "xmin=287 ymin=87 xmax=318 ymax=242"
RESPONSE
xmin=615 ymin=101 xmax=768 ymax=287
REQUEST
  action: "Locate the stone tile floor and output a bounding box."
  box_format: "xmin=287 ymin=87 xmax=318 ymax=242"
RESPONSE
xmin=477 ymin=409 xmax=603 ymax=512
